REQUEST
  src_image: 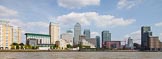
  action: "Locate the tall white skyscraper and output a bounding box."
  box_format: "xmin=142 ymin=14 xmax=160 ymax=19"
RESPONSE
xmin=49 ymin=22 xmax=60 ymax=44
xmin=74 ymin=23 xmax=81 ymax=45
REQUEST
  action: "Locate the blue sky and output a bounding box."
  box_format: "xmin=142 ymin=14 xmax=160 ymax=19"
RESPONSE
xmin=0 ymin=0 xmax=162 ymax=44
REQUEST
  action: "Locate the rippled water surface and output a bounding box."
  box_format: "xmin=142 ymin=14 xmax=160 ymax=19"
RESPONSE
xmin=0 ymin=52 xmax=162 ymax=59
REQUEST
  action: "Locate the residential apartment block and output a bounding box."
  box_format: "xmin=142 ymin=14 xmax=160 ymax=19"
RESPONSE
xmin=0 ymin=20 xmax=21 ymax=49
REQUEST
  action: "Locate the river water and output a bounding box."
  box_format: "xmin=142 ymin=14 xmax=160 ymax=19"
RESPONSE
xmin=0 ymin=52 xmax=162 ymax=59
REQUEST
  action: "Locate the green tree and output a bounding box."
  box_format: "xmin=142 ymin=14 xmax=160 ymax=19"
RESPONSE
xmin=50 ymin=45 xmax=56 ymax=49
xmin=11 ymin=43 xmax=19 ymax=49
xmin=19 ymin=43 xmax=24 ymax=49
xmin=24 ymin=45 xmax=32 ymax=49
xmin=83 ymin=45 xmax=90 ymax=48
xmin=78 ymin=42 xmax=83 ymax=49
xmin=55 ymin=44 xmax=59 ymax=49
xmin=67 ymin=44 xmax=72 ymax=48
xmin=31 ymin=46 xmax=38 ymax=49
xmin=11 ymin=44 xmax=15 ymax=49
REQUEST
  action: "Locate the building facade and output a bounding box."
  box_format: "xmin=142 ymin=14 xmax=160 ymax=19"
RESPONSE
xmin=149 ymin=36 xmax=162 ymax=51
xmin=141 ymin=26 xmax=152 ymax=50
xmin=61 ymin=30 xmax=73 ymax=46
xmin=49 ymin=22 xmax=59 ymax=44
xmin=127 ymin=37 xmax=133 ymax=49
xmin=25 ymin=33 xmax=50 ymax=46
xmin=0 ymin=20 xmax=21 ymax=49
xmin=79 ymin=35 xmax=96 ymax=48
xmin=86 ymin=38 xmax=96 ymax=47
xmin=83 ymin=29 xmax=90 ymax=40
xmin=96 ymin=36 xmax=100 ymax=48
xmin=59 ymin=39 xmax=68 ymax=49
xmin=104 ymin=41 xmax=121 ymax=49
xmin=74 ymin=23 xmax=81 ymax=46
xmin=12 ymin=27 xmax=21 ymax=43
xmin=27 ymin=39 xmax=37 ymax=46
xmin=102 ymin=30 xmax=111 ymax=48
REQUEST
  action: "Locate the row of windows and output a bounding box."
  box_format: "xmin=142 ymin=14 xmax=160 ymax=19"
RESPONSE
xmin=37 ymin=39 xmax=50 ymax=44
xmin=27 ymin=36 xmax=50 ymax=40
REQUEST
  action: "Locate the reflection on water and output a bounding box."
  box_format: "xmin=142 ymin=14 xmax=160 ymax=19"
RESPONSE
xmin=0 ymin=52 xmax=162 ymax=59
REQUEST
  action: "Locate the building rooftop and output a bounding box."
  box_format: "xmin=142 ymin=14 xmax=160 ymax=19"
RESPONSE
xmin=25 ymin=33 xmax=50 ymax=37
xmin=75 ymin=22 xmax=81 ymax=27
xmin=149 ymin=36 xmax=159 ymax=37
xmin=0 ymin=20 xmax=9 ymax=25
xmin=50 ymin=22 xmax=59 ymax=25
xmin=105 ymin=41 xmax=121 ymax=42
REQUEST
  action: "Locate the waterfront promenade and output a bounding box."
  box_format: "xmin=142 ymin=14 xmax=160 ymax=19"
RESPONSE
xmin=0 ymin=52 xmax=162 ymax=59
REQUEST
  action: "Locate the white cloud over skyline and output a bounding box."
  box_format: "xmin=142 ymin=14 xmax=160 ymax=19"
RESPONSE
xmin=7 ymin=19 xmax=49 ymax=28
xmin=124 ymin=30 xmax=141 ymax=44
xmin=117 ymin=0 xmax=143 ymax=9
xmin=58 ymin=0 xmax=100 ymax=9
xmin=56 ymin=12 xmax=136 ymax=27
xmin=91 ymin=32 xmax=100 ymax=38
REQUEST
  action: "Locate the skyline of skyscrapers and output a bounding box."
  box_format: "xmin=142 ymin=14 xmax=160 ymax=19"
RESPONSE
xmin=74 ymin=23 xmax=81 ymax=46
xmin=1 ymin=19 xmax=162 ymax=51
xmin=49 ymin=22 xmax=60 ymax=44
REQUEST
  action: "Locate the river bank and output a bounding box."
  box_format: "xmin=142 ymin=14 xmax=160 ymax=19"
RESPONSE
xmin=0 ymin=49 xmax=149 ymax=52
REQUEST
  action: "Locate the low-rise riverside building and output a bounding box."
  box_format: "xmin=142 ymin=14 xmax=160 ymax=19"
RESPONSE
xmin=58 ymin=39 xmax=68 ymax=49
xmin=86 ymin=38 xmax=97 ymax=47
xmin=104 ymin=41 xmax=121 ymax=49
xmin=79 ymin=35 xmax=96 ymax=48
xmin=149 ymin=36 xmax=162 ymax=51
xmin=25 ymin=33 xmax=51 ymax=47
xmin=60 ymin=30 xmax=73 ymax=46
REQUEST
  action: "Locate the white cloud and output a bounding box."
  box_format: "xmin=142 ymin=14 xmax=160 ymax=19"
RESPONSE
xmin=56 ymin=12 xmax=136 ymax=27
xmin=117 ymin=0 xmax=143 ymax=9
xmin=1 ymin=19 xmax=49 ymax=34
xmin=91 ymin=32 xmax=100 ymax=38
xmin=8 ymin=19 xmax=25 ymax=27
xmin=58 ymin=0 xmax=100 ymax=9
xmin=0 ymin=5 xmax=18 ymax=17
xmin=124 ymin=30 xmax=141 ymax=44
xmin=155 ymin=22 xmax=162 ymax=26
xmin=94 ymin=15 xmax=136 ymax=27
xmin=6 ymin=19 xmax=49 ymax=28
xmin=27 ymin=21 xmax=49 ymax=28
